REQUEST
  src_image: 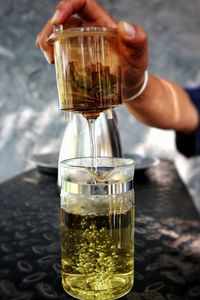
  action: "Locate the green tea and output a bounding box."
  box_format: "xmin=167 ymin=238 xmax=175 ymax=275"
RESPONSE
xmin=61 ymin=198 xmax=134 ymax=300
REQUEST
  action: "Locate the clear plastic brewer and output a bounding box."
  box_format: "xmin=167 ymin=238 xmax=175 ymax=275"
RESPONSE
xmin=48 ymin=27 xmax=122 ymax=119
xmin=60 ymin=157 xmax=135 ymax=300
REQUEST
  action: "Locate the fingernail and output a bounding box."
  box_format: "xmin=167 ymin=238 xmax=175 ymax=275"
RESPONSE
xmin=35 ymin=35 xmax=40 ymax=48
xmin=121 ymin=21 xmax=136 ymax=37
xmin=42 ymin=50 xmax=52 ymax=64
xmin=51 ymin=10 xmax=60 ymax=24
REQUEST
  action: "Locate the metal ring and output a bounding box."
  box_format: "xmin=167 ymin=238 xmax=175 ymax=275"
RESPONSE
xmin=61 ymin=180 xmax=134 ymax=195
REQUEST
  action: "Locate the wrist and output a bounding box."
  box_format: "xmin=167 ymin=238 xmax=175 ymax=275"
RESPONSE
xmin=122 ymin=70 xmax=149 ymax=102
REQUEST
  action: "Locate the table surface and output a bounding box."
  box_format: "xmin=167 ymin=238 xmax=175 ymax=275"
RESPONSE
xmin=0 ymin=160 xmax=200 ymax=300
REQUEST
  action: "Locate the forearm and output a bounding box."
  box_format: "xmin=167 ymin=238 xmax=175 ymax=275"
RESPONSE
xmin=124 ymin=73 xmax=199 ymax=133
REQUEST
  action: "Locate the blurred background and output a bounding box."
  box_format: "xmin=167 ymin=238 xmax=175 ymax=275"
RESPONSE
xmin=0 ymin=0 xmax=200 ymax=207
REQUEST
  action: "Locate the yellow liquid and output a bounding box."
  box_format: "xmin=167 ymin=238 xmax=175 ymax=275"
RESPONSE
xmin=61 ymin=198 xmax=134 ymax=300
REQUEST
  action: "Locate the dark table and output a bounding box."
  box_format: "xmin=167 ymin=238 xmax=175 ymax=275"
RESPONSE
xmin=0 ymin=160 xmax=200 ymax=300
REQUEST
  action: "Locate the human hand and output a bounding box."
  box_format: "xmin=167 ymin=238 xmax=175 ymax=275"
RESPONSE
xmin=36 ymin=0 xmax=148 ymax=100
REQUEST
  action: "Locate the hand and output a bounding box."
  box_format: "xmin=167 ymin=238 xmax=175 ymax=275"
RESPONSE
xmin=36 ymin=0 xmax=148 ymax=100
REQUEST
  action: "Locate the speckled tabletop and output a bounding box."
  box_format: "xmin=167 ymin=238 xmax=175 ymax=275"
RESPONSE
xmin=0 ymin=160 xmax=199 ymax=300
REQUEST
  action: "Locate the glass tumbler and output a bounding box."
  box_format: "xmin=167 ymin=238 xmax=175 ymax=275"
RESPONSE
xmin=48 ymin=27 xmax=122 ymax=118
xmin=60 ymin=157 xmax=135 ymax=300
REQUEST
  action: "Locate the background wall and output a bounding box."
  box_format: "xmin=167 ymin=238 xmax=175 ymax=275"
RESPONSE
xmin=0 ymin=0 xmax=200 ymax=183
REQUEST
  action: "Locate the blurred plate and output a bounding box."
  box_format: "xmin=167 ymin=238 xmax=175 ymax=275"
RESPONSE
xmin=30 ymin=152 xmax=159 ymax=173
xmin=124 ymin=153 xmax=160 ymax=170
xmin=30 ymin=153 xmax=59 ymax=174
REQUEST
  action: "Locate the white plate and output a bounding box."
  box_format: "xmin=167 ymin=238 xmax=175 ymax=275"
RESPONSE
xmin=30 ymin=153 xmax=59 ymax=174
xmin=124 ymin=153 xmax=160 ymax=170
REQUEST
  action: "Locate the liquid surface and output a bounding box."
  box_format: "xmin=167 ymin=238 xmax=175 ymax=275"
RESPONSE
xmin=61 ymin=198 xmax=134 ymax=299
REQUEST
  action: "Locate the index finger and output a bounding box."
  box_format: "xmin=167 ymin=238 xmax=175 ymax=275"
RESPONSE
xmin=36 ymin=16 xmax=82 ymax=63
xmin=36 ymin=19 xmax=54 ymax=63
xmin=36 ymin=19 xmax=53 ymax=51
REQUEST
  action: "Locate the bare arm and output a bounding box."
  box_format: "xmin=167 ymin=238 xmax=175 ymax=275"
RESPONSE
xmin=36 ymin=0 xmax=199 ymax=134
xmin=124 ymin=74 xmax=199 ymax=133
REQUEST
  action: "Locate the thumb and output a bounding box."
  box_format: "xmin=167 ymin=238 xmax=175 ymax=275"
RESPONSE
xmin=118 ymin=21 xmax=148 ymax=96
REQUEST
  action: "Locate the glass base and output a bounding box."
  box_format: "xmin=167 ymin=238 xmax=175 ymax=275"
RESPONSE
xmin=62 ymin=272 xmax=133 ymax=300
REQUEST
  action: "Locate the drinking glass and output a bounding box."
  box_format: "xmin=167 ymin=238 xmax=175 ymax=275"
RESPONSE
xmin=60 ymin=157 xmax=135 ymax=300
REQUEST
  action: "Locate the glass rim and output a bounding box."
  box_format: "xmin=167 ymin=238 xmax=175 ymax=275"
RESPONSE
xmin=48 ymin=26 xmax=118 ymax=44
xmin=60 ymin=156 xmax=135 ymax=171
